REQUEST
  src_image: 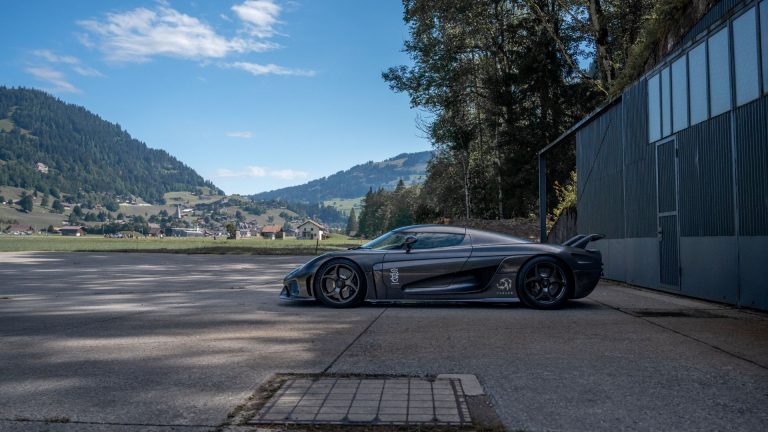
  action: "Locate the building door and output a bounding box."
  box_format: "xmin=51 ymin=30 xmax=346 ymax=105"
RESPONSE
xmin=656 ymin=139 xmax=680 ymax=289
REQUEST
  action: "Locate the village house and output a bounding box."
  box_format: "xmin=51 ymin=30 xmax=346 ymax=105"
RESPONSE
xmin=4 ymin=224 xmax=34 ymax=235
xmin=296 ymin=219 xmax=326 ymax=240
xmin=261 ymin=225 xmax=284 ymax=240
xmin=35 ymin=162 xmax=48 ymax=174
xmin=147 ymin=223 xmax=162 ymax=237
xmin=59 ymin=226 xmax=86 ymax=236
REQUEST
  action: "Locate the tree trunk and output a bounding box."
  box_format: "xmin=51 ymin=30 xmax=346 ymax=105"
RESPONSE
xmin=494 ymin=118 xmax=504 ymax=219
xmin=589 ymin=0 xmax=615 ymax=84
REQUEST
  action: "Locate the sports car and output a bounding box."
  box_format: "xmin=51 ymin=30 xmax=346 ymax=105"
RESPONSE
xmin=280 ymin=224 xmax=603 ymax=309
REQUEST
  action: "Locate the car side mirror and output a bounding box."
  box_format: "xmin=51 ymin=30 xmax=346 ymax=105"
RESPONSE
xmin=403 ymin=235 xmax=418 ymax=252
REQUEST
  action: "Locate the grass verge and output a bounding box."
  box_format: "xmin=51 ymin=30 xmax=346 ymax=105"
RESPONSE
xmin=0 ymin=236 xmax=365 ymax=255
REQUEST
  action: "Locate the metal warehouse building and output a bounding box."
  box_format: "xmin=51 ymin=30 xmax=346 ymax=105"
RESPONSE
xmin=540 ymin=0 xmax=768 ymax=310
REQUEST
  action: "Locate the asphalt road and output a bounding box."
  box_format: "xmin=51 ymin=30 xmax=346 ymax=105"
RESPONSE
xmin=0 ymin=252 xmax=766 ymax=431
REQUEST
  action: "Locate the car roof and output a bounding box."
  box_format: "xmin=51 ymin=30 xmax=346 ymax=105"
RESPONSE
xmin=393 ymin=224 xmax=465 ymax=234
xmin=392 ymin=224 xmax=530 ymax=244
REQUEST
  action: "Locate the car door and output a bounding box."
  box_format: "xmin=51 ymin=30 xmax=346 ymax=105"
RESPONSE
xmin=379 ymin=231 xmax=472 ymax=299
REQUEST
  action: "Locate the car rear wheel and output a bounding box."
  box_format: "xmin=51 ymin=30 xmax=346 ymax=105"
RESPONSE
xmin=314 ymin=259 xmax=366 ymax=308
xmin=516 ymin=256 xmax=571 ymax=309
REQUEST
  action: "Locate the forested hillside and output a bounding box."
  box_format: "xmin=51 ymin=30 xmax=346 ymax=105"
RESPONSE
xmin=250 ymin=151 xmax=431 ymax=202
xmin=0 ymin=87 xmax=221 ymax=204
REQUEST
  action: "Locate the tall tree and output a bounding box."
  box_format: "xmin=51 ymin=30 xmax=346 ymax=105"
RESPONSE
xmin=345 ymin=208 xmax=359 ymax=235
xmin=19 ymin=192 xmax=33 ymax=213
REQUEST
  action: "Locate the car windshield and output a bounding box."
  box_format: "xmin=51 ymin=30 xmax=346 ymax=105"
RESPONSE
xmin=359 ymin=231 xmax=409 ymax=250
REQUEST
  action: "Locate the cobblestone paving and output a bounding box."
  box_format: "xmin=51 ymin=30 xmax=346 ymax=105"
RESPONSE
xmin=251 ymin=377 xmax=472 ymax=426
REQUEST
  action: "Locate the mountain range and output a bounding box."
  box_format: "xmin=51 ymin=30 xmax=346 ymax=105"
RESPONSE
xmin=0 ymin=86 xmax=431 ymax=208
xmin=249 ymin=150 xmax=432 ymax=203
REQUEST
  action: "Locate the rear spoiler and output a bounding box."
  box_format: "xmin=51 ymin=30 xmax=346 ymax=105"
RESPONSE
xmin=562 ymin=234 xmax=605 ymax=249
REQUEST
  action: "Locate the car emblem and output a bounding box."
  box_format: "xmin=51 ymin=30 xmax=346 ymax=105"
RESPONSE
xmin=390 ymin=268 xmax=400 ymax=285
xmin=497 ymin=278 xmax=512 ymax=292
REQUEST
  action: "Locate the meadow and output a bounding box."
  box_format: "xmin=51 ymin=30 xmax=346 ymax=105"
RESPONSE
xmin=0 ymin=235 xmax=366 ymax=255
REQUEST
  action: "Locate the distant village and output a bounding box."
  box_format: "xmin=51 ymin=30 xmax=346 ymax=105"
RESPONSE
xmin=1 ymin=187 xmax=340 ymax=240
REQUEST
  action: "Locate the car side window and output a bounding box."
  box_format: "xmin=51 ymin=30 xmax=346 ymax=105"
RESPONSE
xmin=410 ymin=233 xmax=465 ymax=250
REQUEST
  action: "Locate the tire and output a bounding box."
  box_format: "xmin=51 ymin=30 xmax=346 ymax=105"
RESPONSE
xmin=313 ymin=259 xmax=366 ymax=308
xmin=516 ymin=256 xmax=571 ymax=310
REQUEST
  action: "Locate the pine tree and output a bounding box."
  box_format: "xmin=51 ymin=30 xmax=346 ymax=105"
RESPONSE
xmin=19 ymin=192 xmax=33 ymax=213
xmin=52 ymin=199 xmax=64 ymax=213
xmin=345 ymin=208 xmax=358 ymax=235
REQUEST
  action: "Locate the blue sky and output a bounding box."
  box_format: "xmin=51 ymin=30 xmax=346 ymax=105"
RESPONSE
xmin=0 ymin=0 xmax=431 ymax=195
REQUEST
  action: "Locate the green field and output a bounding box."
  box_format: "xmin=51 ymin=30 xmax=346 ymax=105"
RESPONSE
xmin=323 ymin=197 xmax=363 ymax=214
xmin=0 ymin=235 xmax=366 ymax=255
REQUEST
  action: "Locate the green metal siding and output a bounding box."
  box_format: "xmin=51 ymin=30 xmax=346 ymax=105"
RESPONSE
xmin=735 ymin=96 xmax=768 ymax=235
xmin=576 ymin=104 xmax=624 ymax=239
xmin=676 ymin=114 xmax=735 ymax=237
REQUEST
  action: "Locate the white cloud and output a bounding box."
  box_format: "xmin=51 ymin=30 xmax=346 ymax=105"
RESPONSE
xmin=214 ymin=166 xmax=308 ymax=180
xmin=33 ymin=50 xmax=79 ymax=65
xmin=226 ymin=131 xmax=253 ymax=138
xmin=227 ymin=61 xmax=315 ymax=77
xmin=26 ymin=67 xmax=80 ymax=93
xmin=33 ymin=49 xmax=104 ymax=77
xmin=72 ymin=65 xmax=104 ymax=77
xmin=77 ymin=5 xmax=277 ymax=63
xmin=232 ymin=0 xmax=281 ymax=37
xmin=269 ymin=168 xmax=309 ymax=180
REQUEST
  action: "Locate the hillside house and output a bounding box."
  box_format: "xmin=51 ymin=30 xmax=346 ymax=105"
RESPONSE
xmin=4 ymin=224 xmax=34 ymax=235
xmin=60 ymin=226 xmax=86 ymax=236
xmin=261 ymin=225 xmax=284 ymax=240
xmin=35 ymin=162 xmax=48 ymax=174
xmin=147 ymin=223 xmax=162 ymax=237
xmin=297 ymin=220 xmax=325 ymax=240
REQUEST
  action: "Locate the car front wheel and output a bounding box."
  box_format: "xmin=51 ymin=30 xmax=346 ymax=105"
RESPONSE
xmin=314 ymin=259 xmax=366 ymax=308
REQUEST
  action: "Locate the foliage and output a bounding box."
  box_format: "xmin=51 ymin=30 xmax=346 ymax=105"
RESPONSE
xmin=225 ymin=223 xmax=237 ymax=240
xmin=250 ymin=151 xmax=431 ymax=202
xmin=383 ymin=0 xmax=657 ymax=221
xmin=51 ymin=199 xmax=64 ymax=213
xmin=552 ymin=171 xmax=577 ymax=218
xmin=345 ymin=207 xmax=358 ymax=235
xmin=610 ymin=0 xmax=690 ymax=94
xmin=18 ymin=192 xmax=33 ymax=212
xmin=0 ymin=87 xmax=223 ymax=204
xmin=357 ymin=184 xmax=421 ymax=238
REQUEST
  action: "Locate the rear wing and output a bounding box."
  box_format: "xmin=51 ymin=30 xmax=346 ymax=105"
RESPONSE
xmin=562 ymin=234 xmax=604 ymax=249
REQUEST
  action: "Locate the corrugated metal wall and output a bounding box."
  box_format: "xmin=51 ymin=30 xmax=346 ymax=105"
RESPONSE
xmin=656 ymin=141 xmax=677 ymax=214
xmin=680 ymin=0 xmax=742 ymax=46
xmin=576 ymin=104 xmax=625 ymax=238
xmin=735 ymin=96 xmax=768 ymax=236
xmin=676 ymin=114 xmax=735 ymax=236
xmin=571 ymin=0 xmax=767 ymax=310
xmin=622 ymin=80 xmax=658 ymax=238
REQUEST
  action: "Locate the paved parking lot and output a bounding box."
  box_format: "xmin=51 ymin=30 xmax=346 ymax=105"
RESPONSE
xmin=1 ymin=251 xmax=767 ymax=431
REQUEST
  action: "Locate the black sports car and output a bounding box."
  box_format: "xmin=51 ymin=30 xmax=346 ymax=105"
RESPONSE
xmin=280 ymin=224 xmax=603 ymax=309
